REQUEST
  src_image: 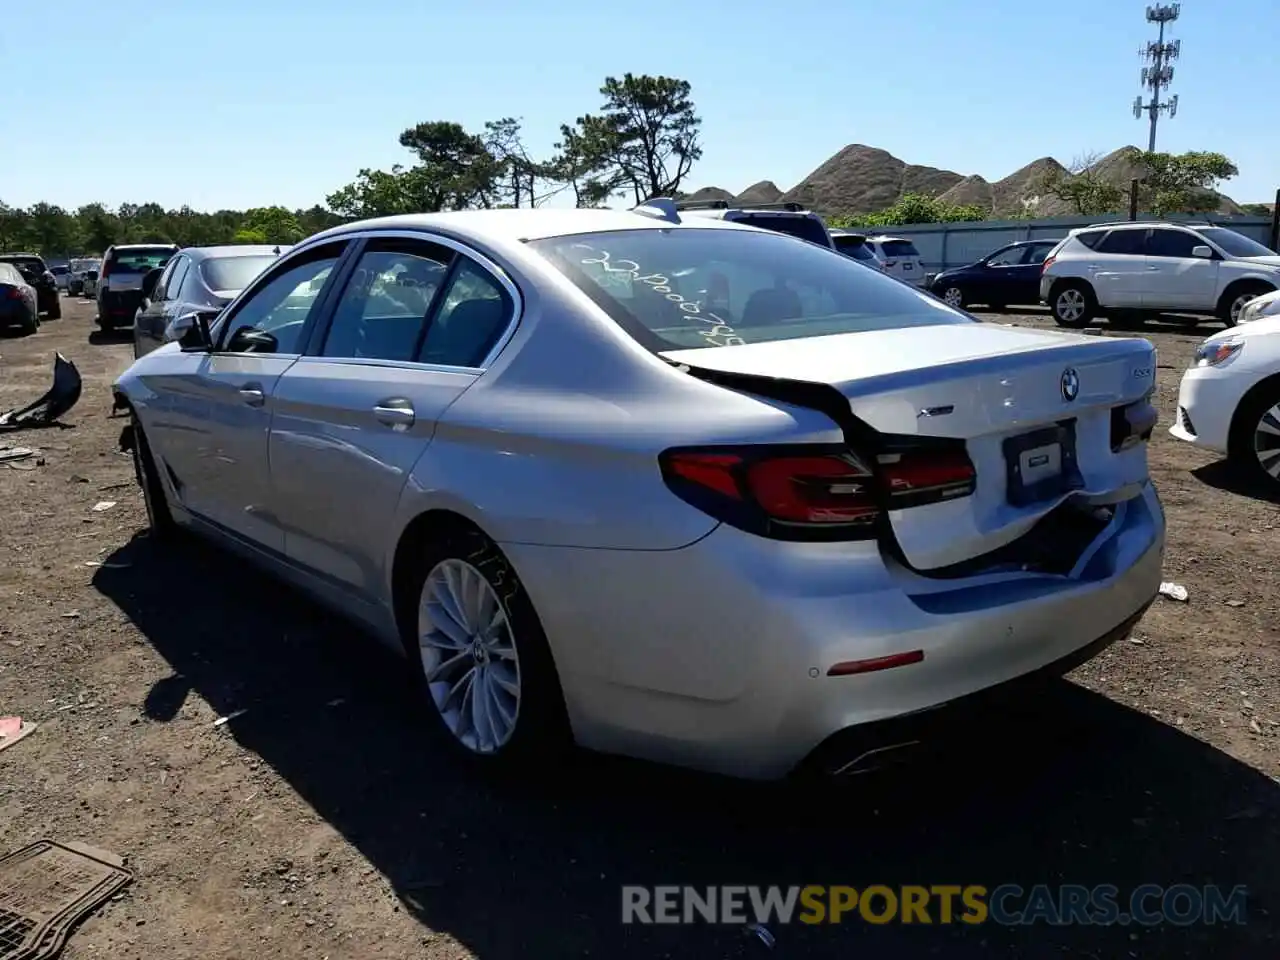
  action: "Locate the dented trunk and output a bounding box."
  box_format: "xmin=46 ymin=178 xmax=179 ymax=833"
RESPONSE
xmin=663 ymin=323 xmax=1158 ymax=572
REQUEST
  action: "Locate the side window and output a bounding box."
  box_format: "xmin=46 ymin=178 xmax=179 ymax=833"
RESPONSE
xmin=321 ymin=243 xmax=452 ymax=361
xmin=1096 ymin=229 xmax=1147 ymax=256
xmin=1025 ymin=243 xmax=1054 ymax=265
xmin=1147 ymin=229 xmax=1201 ymax=259
xmin=151 ymin=257 xmax=180 ymax=302
xmin=986 ymin=246 xmax=1027 ymax=267
xmin=1074 ymin=231 xmax=1105 ymax=251
xmin=217 ymin=246 xmax=344 ymax=354
xmin=165 ymin=257 xmax=190 ymax=301
xmin=418 ymin=258 xmax=513 ymax=368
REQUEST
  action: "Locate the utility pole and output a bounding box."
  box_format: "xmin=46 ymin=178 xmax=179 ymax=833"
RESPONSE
xmin=1134 ymin=3 xmax=1181 ymax=153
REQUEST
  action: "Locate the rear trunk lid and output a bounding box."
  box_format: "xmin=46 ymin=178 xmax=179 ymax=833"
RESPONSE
xmin=662 ymin=323 xmax=1157 ymax=571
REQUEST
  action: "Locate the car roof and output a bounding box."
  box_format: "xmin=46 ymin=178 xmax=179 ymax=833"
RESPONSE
xmin=305 ymin=208 xmax=763 ymax=248
xmin=0 ymin=252 xmax=43 ymax=259
xmin=865 ymin=235 xmax=917 ymax=243
xmin=178 ymin=244 xmax=290 ymax=261
xmin=108 ymin=243 xmax=179 ymax=251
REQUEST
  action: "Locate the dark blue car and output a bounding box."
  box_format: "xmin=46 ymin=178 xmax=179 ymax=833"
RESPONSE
xmin=928 ymin=239 xmax=1062 ymax=311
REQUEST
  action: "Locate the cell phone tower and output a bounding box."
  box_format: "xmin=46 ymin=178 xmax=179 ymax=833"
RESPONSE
xmin=1134 ymin=3 xmax=1181 ymax=152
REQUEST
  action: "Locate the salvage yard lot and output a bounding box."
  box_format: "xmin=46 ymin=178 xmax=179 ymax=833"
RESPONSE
xmin=1 ymin=296 xmax=1277 ymax=959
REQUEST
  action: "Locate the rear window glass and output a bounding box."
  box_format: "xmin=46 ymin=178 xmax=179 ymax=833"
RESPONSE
xmin=1074 ymin=230 xmax=1105 ymax=251
xmin=51 ymin=265 xmax=69 ymax=275
xmin=526 ymin=228 xmax=970 ymax=352
xmin=1 ymin=257 xmax=45 ymax=274
xmin=878 ymin=240 xmax=920 ymax=258
xmin=200 ymin=255 xmax=279 ymax=293
xmin=110 ymin=248 xmax=176 ymax=272
xmin=0 ymin=264 xmax=20 ymax=284
xmin=732 ymin=214 xmax=830 ymax=248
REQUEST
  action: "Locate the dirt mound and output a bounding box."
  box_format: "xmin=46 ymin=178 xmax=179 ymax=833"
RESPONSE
xmin=682 ymin=186 xmax=735 ymax=203
xmin=779 ymin=144 xmax=964 ymax=218
xmin=735 ymin=180 xmax=783 ymax=205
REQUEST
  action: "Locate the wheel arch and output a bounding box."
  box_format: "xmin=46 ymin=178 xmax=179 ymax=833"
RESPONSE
xmin=1048 ymin=276 xmax=1097 ymax=303
xmin=1217 ymin=277 xmax=1276 ymax=317
xmin=389 ymin=508 xmax=494 ymax=645
xmin=1227 ymin=370 xmax=1280 ymax=456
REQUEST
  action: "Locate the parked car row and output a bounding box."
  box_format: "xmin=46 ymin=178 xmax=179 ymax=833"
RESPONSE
xmin=114 ymin=204 xmax=1165 ymax=781
xmin=0 ymin=253 xmax=62 ymax=334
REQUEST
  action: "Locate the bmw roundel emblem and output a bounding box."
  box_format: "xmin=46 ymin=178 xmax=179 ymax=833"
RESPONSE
xmin=1060 ymin=367 xmax=1080 ymax=402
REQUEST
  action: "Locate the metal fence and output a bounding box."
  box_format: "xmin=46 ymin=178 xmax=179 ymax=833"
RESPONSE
xmin=853 ymin=214 xmax=1275 ymax=274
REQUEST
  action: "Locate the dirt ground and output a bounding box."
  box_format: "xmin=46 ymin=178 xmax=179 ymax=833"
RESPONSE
xmin=0 ymin=295 xmax=1277 ymax=959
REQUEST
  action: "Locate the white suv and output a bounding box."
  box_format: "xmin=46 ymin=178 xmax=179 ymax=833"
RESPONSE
xmin=863 ymin=236 xmax=926 ymax=287
xmin=1040 ymin=221 xmax=1280 ymax=329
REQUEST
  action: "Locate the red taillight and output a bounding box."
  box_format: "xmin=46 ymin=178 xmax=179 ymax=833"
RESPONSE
xmin=101 ymin=260 xmax=113 ymax=279
xmin=5 ymin=287 xmax=22 ymax=300
xmin=1041 ymin=255 xmax=1055 ymax=274
xmin=659 ymin=443 xmax=976 ymax=541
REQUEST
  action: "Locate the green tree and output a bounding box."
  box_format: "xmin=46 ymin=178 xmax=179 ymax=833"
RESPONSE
xmin=0 ymin=202 xmax=28 ymax=252
xmin=397 ymin=120 xmax=503 ymax=210
xmin=1125 ymin=149 xmax=1239 ymax=216
xmin=1241 ymin=203 xmax=1275 ymax=217
xmin=26 ymin=202 xmax=76 ymax=254
xmin=1037 ymin=152 xmax=1126 ymax=216
xmin=75 ymin=203 xmax=118 ymax=253
xmin=561 ymin=74 xmax=702 ymax=205
xmin=236 ymin=206 xmax=304 ymax=244
xmin=483 ymin=117 xmax=558 ymax=207
xmin=830 ymin=194 xmax=987 ymax=229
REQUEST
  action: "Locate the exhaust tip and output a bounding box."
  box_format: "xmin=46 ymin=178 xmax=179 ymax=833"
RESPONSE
xmin=827 ymin=739 xmax=924 ymax=777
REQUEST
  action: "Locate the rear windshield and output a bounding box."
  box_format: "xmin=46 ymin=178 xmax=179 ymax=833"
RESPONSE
xmin=877 ymin=240 xmax=920 ymax=258
xmin=1 ymin=256 xmax=45 ymax=275
xmin=526 ymin=228 xmax=971 ymax=352
xmin=835 ymin=237 xmax=879 ymax=262
xmin=51 ymin=265 xmax=69 ymax=275
xmin=199 ymin=255 xmax=278 ymax=293
xmin=732 ymin=214 xmax=831 ymax=248
xmin=110 ymin=248 xmax=175 ymax=272
xmin=1197 ymin=227 xmax=1275 ymax=259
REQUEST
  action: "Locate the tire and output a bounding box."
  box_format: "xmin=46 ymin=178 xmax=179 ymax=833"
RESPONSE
xmin=1228 ymin=381 xmax=1280 ymax=494
xmin=1219 ymin=282 xmax=1273 ymax=328
xmin=1050 ymin=282 xmax=1096 ymax=328
xmin=19 ymin=312 xmax=38 ymax=336
xmin=46 ymin=299 xmax=62 ymax=320
xmin=940 ymin=285 xmax=966 ymax=309
xmin=130 ymin=418 xmax=178 ymax=540
xmin=402 ymin=526 xmax=570 ymax=772
xmin=98 ymin=316 xmax=115 ymax=332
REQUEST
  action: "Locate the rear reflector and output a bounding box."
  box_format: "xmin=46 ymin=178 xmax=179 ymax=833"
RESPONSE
xmin=827 ymin=650 xmax=925 ymax=676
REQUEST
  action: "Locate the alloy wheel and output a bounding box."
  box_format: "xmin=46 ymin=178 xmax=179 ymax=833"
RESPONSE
xmin=1056 ymin=289 xmax=1086 ymax=324
xmin=1231 ymin=293 xmax=1257 ymax=325
xmin=1253 ymin=402 xmax=1280 ymax=482
xmin=418 ymin=558 xmax=521 ymax=754
xmin=943 ymin=287 xmax=964 ymax=307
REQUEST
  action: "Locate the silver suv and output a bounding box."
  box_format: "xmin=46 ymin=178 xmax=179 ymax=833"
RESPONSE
xmin=1040 ymin=221 xmax=1280 ymax=328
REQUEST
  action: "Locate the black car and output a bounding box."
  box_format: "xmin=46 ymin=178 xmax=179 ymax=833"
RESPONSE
xmin=927 ymin=239 xmax=1063 ymax=310
xmin=0 ymin=262 xmax=39 ymax=334
xmin=0 ymin=253 xmax=61 ymax=319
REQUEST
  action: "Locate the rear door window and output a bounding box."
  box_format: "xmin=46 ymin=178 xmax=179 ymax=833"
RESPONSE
xmin=1074 ymin=231 xmax=1106 ymax=251
xmin=1095 ymin=230 xmax=1147 ymax=256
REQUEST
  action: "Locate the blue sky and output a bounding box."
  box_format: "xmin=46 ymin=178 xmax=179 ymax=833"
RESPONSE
xmin=3 ymin=0 xmax=1276 ymax=212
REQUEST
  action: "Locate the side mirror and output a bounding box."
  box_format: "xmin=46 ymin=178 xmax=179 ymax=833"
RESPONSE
xmin=168 ymin=311 xmax=214 ymax=351
xmin=141 ymin=267 xmax=164 ymax=300
xmin=1191 ymin=245 xmax=1213 ymax=259
xmin=225 ymin=325 xmax=278 ymax=354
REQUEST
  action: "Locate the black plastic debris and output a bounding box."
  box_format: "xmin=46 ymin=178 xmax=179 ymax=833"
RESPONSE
xmin=0 ymin=354 xmax=82 ymax=433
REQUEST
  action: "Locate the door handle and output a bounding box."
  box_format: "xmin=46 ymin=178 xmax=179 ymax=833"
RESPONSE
xmin=374 ymin=398 xmax=415 ymax=429
xmin=1146 ymin=265 xmax=1160 ymax=271
xmin=238 ymin=383 xmax=265 ymax=406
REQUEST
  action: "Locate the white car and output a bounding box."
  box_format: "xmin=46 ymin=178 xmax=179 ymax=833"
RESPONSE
xmin=1040 ymin=221 xmax=1280 ymax=329
xmin=113 ymin=205 xmax=1164 ymax=781
xmin=863 ymin=236 xmax=926 ymax=287
xmin=1170 ymin=316 xmax=1280 ymax=491
xmin=1237 ymin=288 xmax=1280 ymax=326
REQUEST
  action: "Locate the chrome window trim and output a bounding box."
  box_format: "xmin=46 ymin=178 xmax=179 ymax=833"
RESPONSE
xmin=286 ymin=226 xmax=525 ymax=373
